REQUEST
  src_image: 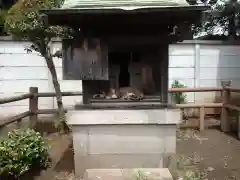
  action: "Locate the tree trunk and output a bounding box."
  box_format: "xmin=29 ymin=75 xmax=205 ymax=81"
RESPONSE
xmin=44 ymin=46 xmax=67 ymax=133
xmin=229 ymin=13 xmax=236 ymax=40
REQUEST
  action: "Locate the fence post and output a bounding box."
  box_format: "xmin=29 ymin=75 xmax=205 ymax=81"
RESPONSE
xmin=199 ymin=106 xmax=205 ymax=131
xmin=29 ymin=87 xmax=38 ymax=128
xmin=221 ymin=81 xmax=231 ymax=133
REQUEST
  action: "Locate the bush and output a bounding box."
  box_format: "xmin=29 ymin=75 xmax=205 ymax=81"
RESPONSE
xmin=171 ymin=80 xmax=187 ymax=104
xmin=0 ymin=128 xmax=51 ymax=179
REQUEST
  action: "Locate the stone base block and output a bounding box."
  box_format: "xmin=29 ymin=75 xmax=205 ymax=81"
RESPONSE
xmin=84 ymin=168 xmax=173 ymax=180
xmin=67 ymin=109 xmax=181 ymax=178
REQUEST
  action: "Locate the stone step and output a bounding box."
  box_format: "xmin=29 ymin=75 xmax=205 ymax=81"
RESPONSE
xmin=84 ymin=168 xmax=173 ymax=180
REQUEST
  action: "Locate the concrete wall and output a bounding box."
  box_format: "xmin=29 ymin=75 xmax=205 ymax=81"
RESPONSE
xmin=0 ymin=38 xmax=82 ymax=118
xmin=1 ymin=38 xmax=240 ymax=116
xmin=169 ymin=41 xmax=240 ymax=105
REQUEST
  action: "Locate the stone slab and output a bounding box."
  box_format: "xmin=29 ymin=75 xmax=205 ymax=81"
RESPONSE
xmin=68 ymin=109 xmax=180 ymax=178
xmin=84 ymin=168 xmax=173 ymax=180
xmin=71 ymin=124 xmax=176 ymax=178
xmin=67 ymin=109 xmax=181 ymax=125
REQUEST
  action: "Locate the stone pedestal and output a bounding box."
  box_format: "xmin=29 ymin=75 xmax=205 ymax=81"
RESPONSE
xmin=67 ymin=108 xmax=181 ymax=178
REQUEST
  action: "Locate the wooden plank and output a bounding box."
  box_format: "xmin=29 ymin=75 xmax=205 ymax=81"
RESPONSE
xmin=90 ymin=98 xmax=161 ymax=103
xmin=225 ymin=104 xmax=240 ymax=111
xmin=225 ymin=87 xmax=240 ymax=93
xmin=199 ymin=106 xmax=205 ymax=131
xmin=29 ymin=87 xmax=38 ymax=128
xmin=169 ymin=87 xmax=222 ymax=93
xmin=237 ymin=112 xmax=240 ymax=140
xmin=221 ymin=88 xmax=231 ymax=132
xmin=0 ymin=111 xmax=31 ymax=128
xmin=176 ymin=103 xmax=222 ymax=108
xmin=75 ymin=103 xmax=172 ymax=110
xmin=37 ymin=91 xmax=82 ymax=97
xmin=62 ymin=39 xmax=72 ymax=79
xmin=0 ymin=93 xmax=32 ymax=104
xmin=160 ymin=44 xmax=169 ymax=104
xmin=63 ymin=38 xmax=109 ymax=80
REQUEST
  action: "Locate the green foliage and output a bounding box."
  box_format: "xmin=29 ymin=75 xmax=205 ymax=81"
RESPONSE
xmin=4 ymin=0 xmax=74 ymax=133
xmin=0 ymin=9 xmax=8 ymax=26
xmin=134 ymin=170 xmax=148 ymax=180
xmin=5 ymin=0 xmax=73 ymax=44
xmin=177 ymin=154 xmax=208 ymax=180
xmin=171 ymin=80 xmax=187 ymax=104
xmin=188 ymin=0 xmax=240 ymax=38
xmin=0 ymin=129 xmax=51 ymax=178
xmin=0 ymin=8 xmax=9 ymax=35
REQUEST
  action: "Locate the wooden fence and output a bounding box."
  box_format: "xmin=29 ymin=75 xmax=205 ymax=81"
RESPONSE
xmin=0 ymin=85 xmax=240 ymax=133
xmin=0 ymin=87 xmax=82 ymax=128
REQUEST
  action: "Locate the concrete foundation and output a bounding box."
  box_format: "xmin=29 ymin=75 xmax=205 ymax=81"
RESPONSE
xmin=67 ymin=108 xmax=181 ymax=178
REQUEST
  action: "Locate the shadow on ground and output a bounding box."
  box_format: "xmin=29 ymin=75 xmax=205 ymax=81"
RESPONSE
xmin=54 ymin=143 xmax=74 ymax=173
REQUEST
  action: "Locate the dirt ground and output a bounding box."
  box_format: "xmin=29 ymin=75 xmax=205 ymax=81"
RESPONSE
xmin=177 ymin=128 xmax=240 ymax=180
xmin=3 ymin=119 xmax=239 ymax=180
xmin=32 ymin=126 xmax=240 ymax=180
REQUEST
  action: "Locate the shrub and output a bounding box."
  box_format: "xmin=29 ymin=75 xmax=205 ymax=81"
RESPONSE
xmin=0 ymin=128 xmax=51 ymax=179
xmin=171 ymin=80 xmax=187 ymax=104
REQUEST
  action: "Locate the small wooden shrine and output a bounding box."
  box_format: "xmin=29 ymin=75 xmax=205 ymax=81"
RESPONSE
xmin=41 ymin=1 xmax=209 ymax=178
xmin=42 ymin=0 xmax=209 ymax=108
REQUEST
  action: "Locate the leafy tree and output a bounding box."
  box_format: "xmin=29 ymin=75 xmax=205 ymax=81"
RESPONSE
xmin=0 ymin=9 xmax=8 ymax=35
xmin=190 ymin=0 xmax=240 ymax=39
xmin=188 ymin=0 xmax=240 ymax=39
xmin=5 ymin=0 xmax=74 ymax=132
xmin=0 ymin=0 xmax=17 ymax=35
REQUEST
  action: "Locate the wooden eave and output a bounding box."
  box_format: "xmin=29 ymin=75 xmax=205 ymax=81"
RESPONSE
xmin=41 ymin=5 xmax=210 ymax=30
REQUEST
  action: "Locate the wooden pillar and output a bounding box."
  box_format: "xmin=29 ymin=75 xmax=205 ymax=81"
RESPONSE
xmin=29 ymin=87 xmax=38 ymax=128
xmin=199 ymin=106 xmax=205 ymax=131
xmin=221 ymin=81 xmax=231 ymax=132
xmin=237 ymin=113 xmax=240 ymax=140
xmin=160 ymin=44 xmax=169 ymax=104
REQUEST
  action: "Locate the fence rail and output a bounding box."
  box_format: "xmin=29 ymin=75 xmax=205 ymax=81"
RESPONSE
xmin=0 ymin=85 xmax=240 ymax=133
xmin=0 ymin=87 xmax=83 ymax=128
xmin=169 ymin=87 xmax=222 ymax=93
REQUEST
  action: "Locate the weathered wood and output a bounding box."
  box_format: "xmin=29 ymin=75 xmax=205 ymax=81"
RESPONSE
xmin=221 ymin=87 xmax=231 ymax=132
xmin=0 ymin=111 xmax=31 ymax=128
xmin=238 ymin=112 xmax=240 ymax=140
xmin=176 ymin=103 xmax=222 ymax=108
xmin=0 ymin=93 xmax=32 ymax=104
xmin=199 ymin=106 xmax=205 ymax=131
xmin=90 ymin=98 xmax=163 ymax=103
xmin=160 ymin=44 xmax=169 ymax=104
xmin=224 ymin=104 xmax=240 ymax=111
xmin=75 ymin=103 xmax=173 ymax=110
xmin=0 ymin=88 xmax=224 ymax=101
xmin=220 ymin=80 xmax=231 ymax=98
xmin=63 ymin=38 xmax=109 ymax=80
xmin=75 ymin=102 xmax=222 ymax=110
xmin=36 ymin=109 xmax=68 ymax=114
xmin=169 ymin=87 xmax=222 ymax=93
xmin=37 ymin=91 xmax=82 ymax=97
xmin=29 ymin=87 xmax=38 ymax=128
xmin=225 ymin=87 xmax=240 ymax=93
xmin=62 ymin=39 xmax=74 ymax=79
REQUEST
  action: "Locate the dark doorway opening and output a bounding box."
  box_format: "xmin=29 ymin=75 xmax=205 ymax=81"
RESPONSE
xmin=109 ymin=52 xmax=131 ymax=87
